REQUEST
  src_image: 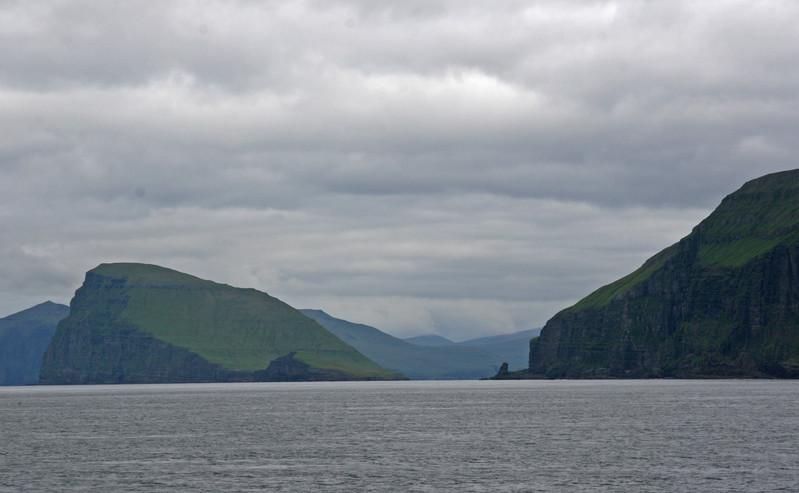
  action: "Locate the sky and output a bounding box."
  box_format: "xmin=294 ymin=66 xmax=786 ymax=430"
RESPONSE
xmin=1 ymin=1 xmax=798 ymax=340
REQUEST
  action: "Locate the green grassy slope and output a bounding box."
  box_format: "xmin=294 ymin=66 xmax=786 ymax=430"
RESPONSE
xmin=90 ymin=263 xmax=403 ymax=379
xmin=300 ymin=309 xmax=503 ymax=379
xmin=568 ymin=247 xmax=678 ymax=311
xmin=694 ymin=172 xmax=799 ymax=267
xmin=568 ymin=169 xmax=799 ymax=312
xmin=526 ymin=169 xmax=799 ymax=378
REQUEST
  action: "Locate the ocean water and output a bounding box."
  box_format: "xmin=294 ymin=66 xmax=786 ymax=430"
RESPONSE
xmin=1 ymin=380 xmax=796 ymax=492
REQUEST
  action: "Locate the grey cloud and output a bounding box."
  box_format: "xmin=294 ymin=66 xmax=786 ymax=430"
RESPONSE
xmin=1 ymin=1 xmax=797 ymax=337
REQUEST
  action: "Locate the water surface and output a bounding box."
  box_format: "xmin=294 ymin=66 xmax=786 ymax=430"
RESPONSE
xmin=1 ymin=380 xmax=796 ymax=491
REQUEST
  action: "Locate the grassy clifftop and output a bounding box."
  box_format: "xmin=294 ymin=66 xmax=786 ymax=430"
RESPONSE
xmin=694 ymin=171 xmax=799 ymax=267
xmin=41 ymin=263 xmax=403 ymax=383
xmin=527 ymin=169 xmax=799 ymax=378
xmin=570 ymin=169 xmax=799 ymax=312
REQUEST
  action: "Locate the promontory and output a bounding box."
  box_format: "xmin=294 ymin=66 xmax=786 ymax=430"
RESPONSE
xmin=39 ymin=263 xmax=405 ymax=383
xmin=518 ymin=169 xmax=799 ymax=378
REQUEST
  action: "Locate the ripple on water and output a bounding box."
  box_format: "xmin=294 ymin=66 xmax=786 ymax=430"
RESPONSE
xmin=1 ymin=380 xmax=797 ymax=491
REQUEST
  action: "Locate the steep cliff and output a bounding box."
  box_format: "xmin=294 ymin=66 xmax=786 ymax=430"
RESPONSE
xmin=527 ymin=169 xmax=799 ymax=378
xmin=39 ymin=263 xmax=405 ymax=384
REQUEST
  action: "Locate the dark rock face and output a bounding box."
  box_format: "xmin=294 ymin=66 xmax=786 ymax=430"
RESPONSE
xmin=253 ymin=353 xmax=357 ymax=382
xmin=39 ymin=273 xmax=243 ymax=384
xmin=527 ymin=170 xmax=799 ymax=379
xmin=530 ymin=245 xmax=799 ymax=378
xmin=39 ymin=265 xmax=402 ymax=384
xmin=40 ymin=325 xmax=352 ymax=384
xmin=39 ymin=319 xmax=243 ymax=384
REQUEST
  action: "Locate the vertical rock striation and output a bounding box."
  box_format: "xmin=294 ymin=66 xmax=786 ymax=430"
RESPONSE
xmin=39 ymin=263 xmax=405 ymax=384
xmin=527 ymin=169 xmax=799 ymax=378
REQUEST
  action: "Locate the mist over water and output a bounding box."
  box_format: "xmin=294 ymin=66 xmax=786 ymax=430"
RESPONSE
xmin=1 ymin=380 xmax=797 ymax=491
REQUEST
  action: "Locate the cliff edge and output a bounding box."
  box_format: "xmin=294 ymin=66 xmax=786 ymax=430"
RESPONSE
xmin=525 ymin=169 xmax=799 ymax=378
xmin=39 ymin=263 xmax=405 ymax=383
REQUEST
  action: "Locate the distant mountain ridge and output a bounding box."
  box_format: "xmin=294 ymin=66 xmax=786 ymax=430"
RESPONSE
xmin=460 ymin=329 xmax=541 ymax=370
xmin=459 ymin=328 xmax=541 ymax=347
xmin=0 ymin=301 xmax=69 ymax=385
xmin=1 ymin=293 xmax=537 ymax=385
xmin=300 ymin=310 xmax=505 ymax=379
xmin=519 ymin=169 xmax=799 ymax=378
xmin=403 ymin=334 xmax=456 ymax=346
xmin=39 ymin=263 xmax=404 ymax=384
xmin=401 ymin=329 xmax=541 ymax=371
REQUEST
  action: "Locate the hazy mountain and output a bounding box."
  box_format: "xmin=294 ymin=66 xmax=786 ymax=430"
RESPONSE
xmin=300 ymin=310 xmax=502 ymax=379
xmin=401 ymin=329 xmax=543 ymax=371
xmin=39 ymin=263 xmax=404 ymax=384
xmin=0 ymin=301 xmax=70 ymax=385
xmin=458 ymin=328 xmax=541 ymax=347
xmin=458 ymin=329 xmax=542 ymax=371
xmin=403 ymin=334 xmax=456 ymax=346
xmin=521 ymin=169 xmax=799 ymax=378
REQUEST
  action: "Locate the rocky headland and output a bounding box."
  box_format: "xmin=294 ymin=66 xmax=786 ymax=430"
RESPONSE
xmin=501 ymin=169 xmax=799 ymax=379
xmin=39 ymin=263 xmax=405 ymax=384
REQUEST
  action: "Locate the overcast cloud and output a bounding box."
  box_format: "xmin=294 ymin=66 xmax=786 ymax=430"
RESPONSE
xmin=1 ymin=0 xmax=797 ymax=339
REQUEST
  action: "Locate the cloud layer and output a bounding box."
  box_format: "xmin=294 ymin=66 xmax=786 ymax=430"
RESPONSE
xmin=2 ymin=1 xmax=797 ymax=338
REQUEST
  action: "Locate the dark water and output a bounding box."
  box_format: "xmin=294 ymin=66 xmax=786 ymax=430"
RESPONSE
xmin=1 ymin=380 xmax=796 ymax=492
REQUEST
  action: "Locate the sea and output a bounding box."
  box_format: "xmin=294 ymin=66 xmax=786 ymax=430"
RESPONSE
xmin=1 ymin=380 xmax=796 ymax=492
